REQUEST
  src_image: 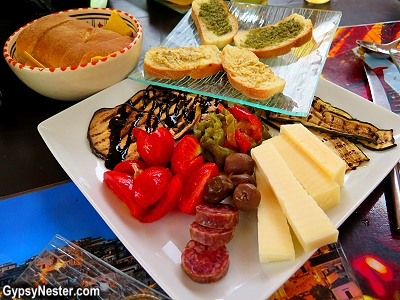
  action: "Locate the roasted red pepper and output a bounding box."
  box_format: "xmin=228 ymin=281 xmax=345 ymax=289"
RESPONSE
xmin=132 ymin=127 xmax=175 ymax=167
xmin=113 ymin=159 xmax=148 ymax=176
xmin=235 ymin=129 xmax=251 ymax=153
xmin=103 ymin=170 xmax=150 ymax=219
xmin=171 ymin=135 xmax=204 ymax=181
xmin=132 ymin=166 xmax=173 ymax=208
xmin=226 ymin=104 xmax=263 ymax=142
xmin=178 ymin=162 xmax=219 ymax=215
xmin=140 ymin=175 xmax=183 ymax=223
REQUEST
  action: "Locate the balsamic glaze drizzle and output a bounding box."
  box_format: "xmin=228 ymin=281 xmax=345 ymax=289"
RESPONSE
xmin=104 ymin=86 xmax=222 ymax=170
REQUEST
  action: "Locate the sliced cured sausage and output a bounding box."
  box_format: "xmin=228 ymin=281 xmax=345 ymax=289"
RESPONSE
xmin=195 ymin=203 xmax=239 ymax=229
xmin=181 ymin=240 xmax=229 ymax=284
xmin=189 ymin=221 xmax=234 ymax=247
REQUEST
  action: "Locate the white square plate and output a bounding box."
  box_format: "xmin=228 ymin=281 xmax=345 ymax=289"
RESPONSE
xmin=38 ymin=78 xmax=400 ymax=300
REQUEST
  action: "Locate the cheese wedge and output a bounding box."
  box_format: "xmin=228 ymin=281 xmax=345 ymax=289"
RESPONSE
xmin=255 ymin=167 xmax=295 ymax=263
xmin=104 ymin=10 xmax=132 ymax=36
xmin=280 ymin=124 xmax=346 ymax=186
xmin=269 ymin=135 xmax=340 ymax=211
xmin=251 ymin=142 xmax=339 ymax=252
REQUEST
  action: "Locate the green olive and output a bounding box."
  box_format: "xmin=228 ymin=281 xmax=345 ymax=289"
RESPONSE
xmin=203 ymin=175 xmax=234 ymax=204
xmin=224 ymin=153 xmax=255 ymax=175
xmin=232 ymin=183 xmax=261 ymax=212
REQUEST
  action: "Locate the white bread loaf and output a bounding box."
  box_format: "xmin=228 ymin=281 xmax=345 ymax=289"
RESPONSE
xmin=221 ymin=45 xmax=286 ymax=100
xmin=234 ymin=13 xmax=313 ymax=58
xmin=143 ymin=45 xmax=223 ymax=80
xmin=191 ymin=0 xmax=238 ymax=49
xmin=15 ymin=13 xmax=133 ymax=68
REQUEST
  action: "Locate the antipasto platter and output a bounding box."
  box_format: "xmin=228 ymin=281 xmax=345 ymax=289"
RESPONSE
xmin=38 ymin=77 xmax=400 ymax=300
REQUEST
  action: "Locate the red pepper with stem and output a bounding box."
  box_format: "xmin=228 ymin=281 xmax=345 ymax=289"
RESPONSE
xmin=113 ymin=159 xmax=148 ymax=176
xmin=132 ymin=166 xmax=173 ymax=208
xmin=132 ymin=127 xmax=175 ymax=167
xmin=103 ymin=170 xmax=151 ymax=219
xmin=171 ymin=135 xmax=204 ymax=184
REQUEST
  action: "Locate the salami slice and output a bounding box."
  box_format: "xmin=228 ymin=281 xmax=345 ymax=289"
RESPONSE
xmin=181 ymin=240 xmax=229 ymax=283
xmin=189 ymin=221 xmax=234 ymax=247
xmin=195 ymin=203 xmax=239 ymax=229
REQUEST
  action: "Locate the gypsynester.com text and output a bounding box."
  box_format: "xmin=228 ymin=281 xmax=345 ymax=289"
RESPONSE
xmin=2 ymin=285 xmax=100 ymax=299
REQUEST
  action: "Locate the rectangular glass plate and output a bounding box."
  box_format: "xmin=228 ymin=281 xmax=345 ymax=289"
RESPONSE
xmin=38 ymin=78 xmax=400 ymax=300
xmin=128 ymin=3 xmax=341 ymax=116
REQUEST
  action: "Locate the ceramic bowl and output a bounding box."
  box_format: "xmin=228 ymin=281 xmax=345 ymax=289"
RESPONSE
xmin=3 ymin=8 xmax=143 ymax=101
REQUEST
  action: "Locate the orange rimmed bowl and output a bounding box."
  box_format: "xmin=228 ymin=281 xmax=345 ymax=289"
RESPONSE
xmin=3 ymin=7 xmax=143 ymax=101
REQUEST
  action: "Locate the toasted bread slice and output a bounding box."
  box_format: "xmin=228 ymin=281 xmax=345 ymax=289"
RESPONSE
xmin=191 ymin=0 xmax=238 ymax=49
xmin=144 ymin=45 xmax=223 ymax=80
xmin=234 ymin=13 xmax=313 ymax=58
xmin=222 ymin=45 xmax=286 ymax=100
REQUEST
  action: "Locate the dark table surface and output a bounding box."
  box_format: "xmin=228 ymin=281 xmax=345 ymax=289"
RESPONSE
xmin=1 ymin=0 xmax=400 ymax=298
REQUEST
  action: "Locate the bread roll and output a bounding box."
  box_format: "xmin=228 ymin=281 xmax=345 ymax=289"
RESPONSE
xmin=16 ymin=14 xmax=70 ymax=64
xmin=144 ymin=45 xmax=223 ymax=80
xmin=80 ymin=36 xmax=134 ymax=65
xmin=32 ymin=20 xmax=93 ymax=67
xmin=16 ymin=13 xmax=133 ymax=68
xmin=191 ymin=0 xmax=238 ymax=49
xmin=234 ymin=13 xmax=313 ymax=58
xmin=221 ymin=45 xmax=286 ymax=100
xmin=58 ymin=28 xmax=123 ymax=67
xmin=48 ymin=30 xmax=91 ymax=68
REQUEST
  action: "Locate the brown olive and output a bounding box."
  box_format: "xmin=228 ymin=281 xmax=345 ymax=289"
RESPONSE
xmin=203 ymin=175 xmax=235 ymax=204
xmin=229 ymin=173 xmax=256 ymax=187
xmin=224 ymin=153 xmax=255 ymax=175
xmin=232 ymin=183 xmax=261 ymax=212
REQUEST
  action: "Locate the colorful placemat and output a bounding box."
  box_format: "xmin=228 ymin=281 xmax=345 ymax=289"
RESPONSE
xmin=322 ymin=22 xmax=400 ymax=113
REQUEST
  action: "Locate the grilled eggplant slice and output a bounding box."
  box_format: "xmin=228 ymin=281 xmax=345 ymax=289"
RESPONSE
xmin=267 ymin=96 xmax=396 ymax=151
xmin=88 ymin=85 xmax=222 ymax=169
xmin=264 ymin=117 xmax=371 ymax=171
xmin=310 ymin=130 xmax=370 ymax=171
xmin=312 ymin=96 xmax=353 ymax=119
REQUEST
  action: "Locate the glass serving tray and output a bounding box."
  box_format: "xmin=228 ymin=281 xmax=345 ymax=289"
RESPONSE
xmin=128 ymin=3 xmax=342 ymax=116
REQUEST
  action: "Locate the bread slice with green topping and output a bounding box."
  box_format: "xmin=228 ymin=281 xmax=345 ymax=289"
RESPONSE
xmin=234 ymin=13 xmax=313 ymax=58
xmin=191 ymin=0 xmax=238 ymax=49
xmin=222 ymin=45 xmax=286 ymax=100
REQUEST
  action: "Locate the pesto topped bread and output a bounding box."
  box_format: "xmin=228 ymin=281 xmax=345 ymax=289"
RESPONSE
xmin=234 ymin=13 xmax=313 ymax=58
xmin=144 ymin=45 xmax=223 ymax=80
xmin=191 ymin=0 xmax=238 ymax=49
xmin=221 ymin=45 xmax=286 ymax=100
